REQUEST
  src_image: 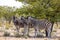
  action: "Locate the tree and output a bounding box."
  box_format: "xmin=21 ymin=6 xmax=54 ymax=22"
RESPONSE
xmin=0 ymin=6 xmax=16 ymax=23
xmin=16 ymin=0 xmax=60 ymax=22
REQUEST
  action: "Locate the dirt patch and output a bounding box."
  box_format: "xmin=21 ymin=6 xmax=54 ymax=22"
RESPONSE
xmin=0 ymin=37 xmax=60 ymax=40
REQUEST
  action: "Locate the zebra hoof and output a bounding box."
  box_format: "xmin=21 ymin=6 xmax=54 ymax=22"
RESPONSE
xmin=46 ymin=36 xmax=51 ymax=38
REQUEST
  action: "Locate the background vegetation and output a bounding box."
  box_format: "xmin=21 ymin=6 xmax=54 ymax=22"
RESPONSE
xmin=0 ymin=0 xmax=60 ymax=23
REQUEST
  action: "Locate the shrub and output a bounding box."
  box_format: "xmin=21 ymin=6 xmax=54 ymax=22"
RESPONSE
xmin=14 ymin=32 xmax=20 ymax=37
xmin=3 ymin=31 xmax=10 ymax=36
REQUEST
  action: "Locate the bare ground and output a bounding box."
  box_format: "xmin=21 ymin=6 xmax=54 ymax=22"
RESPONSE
xmin=0 ymin=23 xmax=60 ymax=40
xmin=0 ymin=37 xmax=60 ymax=40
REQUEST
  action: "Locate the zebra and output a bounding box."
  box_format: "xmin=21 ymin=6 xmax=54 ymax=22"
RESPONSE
xmin=12 ymin=16 xmax=24 ymax=35
xmin=12 ymin=16 xmax=29 ymax=37
xmin=20 ymin=16 xmax=29 ymax=36
xmin=27 ymin=16 xmax=54 ymax=38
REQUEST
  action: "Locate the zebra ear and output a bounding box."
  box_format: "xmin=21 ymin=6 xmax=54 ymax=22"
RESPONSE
xmin=12 ymin=15 xmax=17 ymax=20
xmin=21 ymin=16 xmax=24 ymax=20
xmin=12 ymin=16 xmax=15 ymax=19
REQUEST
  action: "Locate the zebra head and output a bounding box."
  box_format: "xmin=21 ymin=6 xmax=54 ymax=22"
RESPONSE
xmin=27 ymin=16 xmax=34 ymax=24
xmin=20 ymin=16 xmax=27 ymax=25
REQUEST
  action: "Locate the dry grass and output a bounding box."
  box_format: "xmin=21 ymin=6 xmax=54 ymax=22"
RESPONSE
xmin=0 ymin=37 xmax=60 ymax=40
xmin=0 ymin=21 xmax=60 ymax=40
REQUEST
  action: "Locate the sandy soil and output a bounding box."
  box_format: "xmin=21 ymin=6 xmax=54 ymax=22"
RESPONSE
xmin=0 ymin=23 xmax=60 ymax=40
xmin=0 ymin=37 xmax=60 ymax=40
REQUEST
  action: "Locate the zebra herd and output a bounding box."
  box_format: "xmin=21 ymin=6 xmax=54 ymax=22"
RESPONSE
xmin=12 ymin=16 xmax=54 ymax=38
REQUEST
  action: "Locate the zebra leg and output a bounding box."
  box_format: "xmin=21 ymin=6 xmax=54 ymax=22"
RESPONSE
xmin=34 ymin=26 xmax=40 ymax=38
xmin=15 ymin=26 xmax=20 ymax=36
xmin=47 ymin=29 xmax=51 ymax=38
xmin=23 ymin=25 xmax=29 ymax=37
xmin=36 ymin=26 xmax=40 ymax=36
xmin=47 ymin=26 xmax=52 ymax=38
xmin=35 ymin=28 xmax=37 ymax=38
xmin=45 ymin=30 xmax=48 ymax=37
xmin=16 ymin=26 xmax=19 ymax=33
